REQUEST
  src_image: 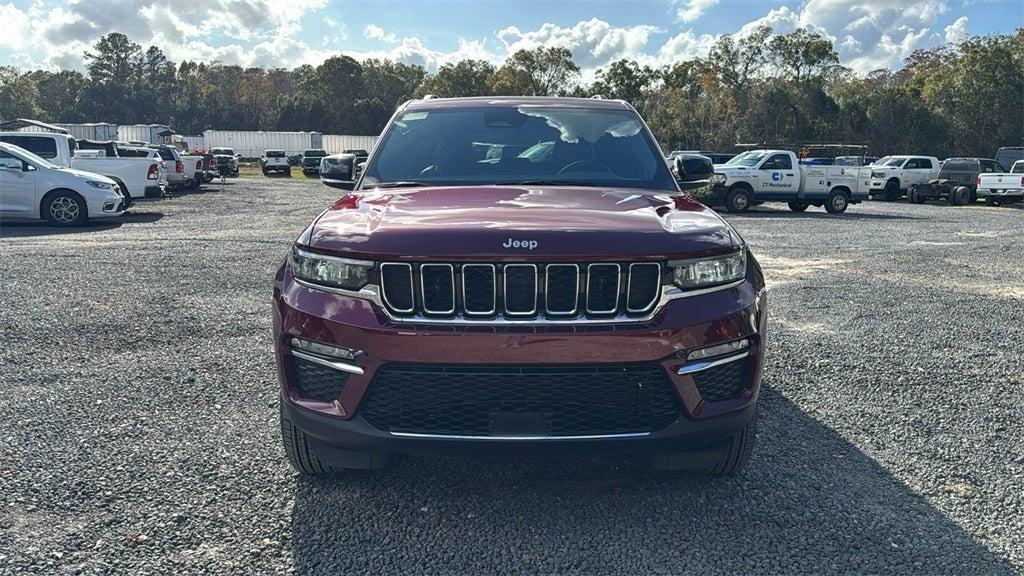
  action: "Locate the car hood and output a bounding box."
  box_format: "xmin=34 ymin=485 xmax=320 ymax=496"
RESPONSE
xmin=307 ymin=185 xmax=741 ymax=260
xmin=60 ymin=167 xmax=117 ymax=185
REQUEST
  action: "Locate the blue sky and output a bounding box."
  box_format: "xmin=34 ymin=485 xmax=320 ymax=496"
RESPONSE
xmin=1 ymin=0 xmax=1020 ymax=75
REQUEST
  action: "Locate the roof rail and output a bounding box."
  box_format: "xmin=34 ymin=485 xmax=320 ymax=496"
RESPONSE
xmin=589 ymin=94 xmax=605 ymax=99
xmin=421 ymin=94 xmax=436 ymax=100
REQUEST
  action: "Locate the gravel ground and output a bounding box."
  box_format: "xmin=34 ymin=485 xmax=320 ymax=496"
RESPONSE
xmin=1 ymin=179 xmax=1021 ymax=575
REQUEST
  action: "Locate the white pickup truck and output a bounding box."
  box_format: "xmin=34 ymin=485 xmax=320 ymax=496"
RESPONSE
xmin=0 ymin=132 xmax=164 ymax=200
xmin=711 ymin=149 xmax=871 ymax=214
xmin=977 ymin=160 xmax=1024 ymax=205
xmin=868 ymin=155 xmax=941 ymax=200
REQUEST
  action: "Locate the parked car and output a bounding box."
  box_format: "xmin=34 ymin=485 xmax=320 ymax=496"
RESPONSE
xmin=301 ymin=149 xmax=328 ymax=176
xmin=211 ymin=147 xmax=239 ymax=177
xmin=711 ymin=149 xmax=871 ymax=213
xmin=147 ymin=145 xmax=190 ymax=190
xmin=275 ymin=95 xmax=766 ymax=476
xmin=671 ymin=150 xmax=735 ymax=164
xmin=0 ymin=131 xmax=162 ymax=201
xmin=868 ymin=155 xmax=940 ymax=200
xmin=319 ymin=153 xmax=357 ymax=188
xmin=834 ymin=155 xmax=879 ymax=166
xmin=0 ymin=142 xmax=127 ymax=226
xmin=977 ymin=159 xmax=1024 ymax=205
xmin=180 ymin=153 xmax=205 ymax=189
xmin=261 ymin=150 xmax=291 ymax=176
xmin=994 ymin=147 xmax=1023 ymax=173
xmin=342 ymin=149 xmax=369 ymax=163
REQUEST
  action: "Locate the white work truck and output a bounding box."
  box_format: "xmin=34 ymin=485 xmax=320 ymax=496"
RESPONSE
xmin=977 ymin=160 xmax=1024 ymax=205
xmin=710 ymin=149 xmax=871 ymax=214
xmin=868 ymin=155 xmax=940 ymax=200
xmin=0 ymin=131 xmax=164 ymax=200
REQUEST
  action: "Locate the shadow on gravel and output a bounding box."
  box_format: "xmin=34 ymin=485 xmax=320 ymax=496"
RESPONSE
xmin=725 ymin=208 xmax=923 ymax=221
xmin=0 ymin=211 xmax=164 ymax=237
xmin=288 ymin=388 xmax=1013 ymax=575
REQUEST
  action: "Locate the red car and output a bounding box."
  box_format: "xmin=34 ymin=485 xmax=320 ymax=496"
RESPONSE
xmin=273 ymin=96 xmax=767 ymax=475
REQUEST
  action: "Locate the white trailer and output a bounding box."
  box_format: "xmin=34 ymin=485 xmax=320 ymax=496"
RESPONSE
xmin=323 ymin=134 xmax=378 ymax=154
xmin=117 ymin=124 xmax=174 ymax=145
xmin=203 ymin=130 xmax=323 ymax=160
xmin=55 ymin=123 xmax=118 ymax=141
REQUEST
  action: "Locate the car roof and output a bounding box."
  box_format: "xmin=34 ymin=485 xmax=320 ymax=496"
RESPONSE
xmin=403 ymin=96 xmax=632 ymax=111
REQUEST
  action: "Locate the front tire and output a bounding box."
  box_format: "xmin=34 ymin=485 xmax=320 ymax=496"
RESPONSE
xmin=824 ymin=189 xmax=849 ymax=214
xmin=43 ymin=191 xmax=88 ymax=227
xmin=883 ymin=179 xmax=901 ymax=201
xmin=787 ymin=201 xmax=809 ymax=212
xmin=724 ymin=187 xmax=752 ymax=213
xmin=950 ymin=186 xmax=969 ymax=206
xmin=281 ymin=409 xmax=334 ymax=474
xmin=703 ymin=407 xmax=758 ymax=476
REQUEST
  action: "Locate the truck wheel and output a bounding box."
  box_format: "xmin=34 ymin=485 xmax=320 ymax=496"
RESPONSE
xmin=787 ymin=201 xmax=809 ymax=212
xmin=285 ymin=169 xmax=292 ymax=178
xmin=43 ymin=190 xmax=88 ymax=227
xmin=261 ymin=168 xmax=268 ymax=176
xmin=703 ymin=407 xmax=758 ymax=476
xmin=824 ymin=189 xmax=849 ymax=214
xmin=985 ymin=196 xmax=999 ymax=206
xmin=950 ymin=186 xmax=969 ymax=206
xmin=724 ymin=187 xmax=752 ymax=213
xmin=908 ymin=187 xmax=926 ymax=204
xmin=969 ymin=189 xmax=977 ymax=203
xmin=883 ymin=179 xmax=900 ymax=201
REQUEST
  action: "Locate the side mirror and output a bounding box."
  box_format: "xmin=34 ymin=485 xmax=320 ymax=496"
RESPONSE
xmin=324 ymin=180 xmax=356 ymax=191
xmin=673 ymin=157 xmax=686 ymax=180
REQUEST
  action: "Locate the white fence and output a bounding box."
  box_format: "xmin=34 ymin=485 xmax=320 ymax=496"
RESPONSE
xmin=323 ymin=134 xmax=378 ymax=154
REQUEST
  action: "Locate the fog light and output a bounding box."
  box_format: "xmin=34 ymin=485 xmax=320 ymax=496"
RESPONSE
xmin=290 ymin=337 xmax=363 ymax=360
xmin=687 ymin=338 xmax=749 ymax=361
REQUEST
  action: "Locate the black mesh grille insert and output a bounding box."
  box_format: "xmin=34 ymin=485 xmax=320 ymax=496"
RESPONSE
xmin=504 ymin=265 xmax=537 ymax=315
xmin=421 ymin=264 xmax=454 ymax=314
xmin=587 ymin=264 xmax=620 ymax=313
xmin=360 ymin=364 xmax=681 ymax=436
xmin=692 ymin=359 xmax=748 ymax=402
xmin=381 ymin=264 xmax=413 ymax=313
xmin=462 ymin=265 xmax=495 ymax=314
xmin=545 ymin=264 xmax=578 ymax=314
xmin=627 ymin=263 xmax=660 ymax=312
xmin=292 ymin=357 xmax=349 ymax=401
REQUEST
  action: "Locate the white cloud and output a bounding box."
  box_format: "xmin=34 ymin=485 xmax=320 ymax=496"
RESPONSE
xmin=675 ymin=0 xmax=720 ymax=24
xmin=944 ymin=16 xmax=968 ymax=44
xmin=497 ymin=18 xmax=661 ymax=69
xmin=364 ymin=24 xmax=397 ymax=43
xmin=0 ymin=3 xmax=32 ymax=50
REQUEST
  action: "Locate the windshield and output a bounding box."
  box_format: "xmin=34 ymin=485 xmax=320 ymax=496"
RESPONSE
xmin=266 ymin=151 xmax=285 ymax=158
xmin=876 ymin=157 xmax=906 ymax=167
xmin=213 ymin=148 xmax=234 ymax=155
xmin=3 ymin=144 xmax=59 ymax=169
xmin=305 ymin=150 xmax=327 ymax=157
xmin=725 ymin=151 xmax=768 ymax=167
xmin=361 ymin=105 xmax=676 ymax=191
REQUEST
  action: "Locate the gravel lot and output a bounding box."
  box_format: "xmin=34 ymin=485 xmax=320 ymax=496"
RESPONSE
xmin=1 ymin=179 xmax=1021 ymax=575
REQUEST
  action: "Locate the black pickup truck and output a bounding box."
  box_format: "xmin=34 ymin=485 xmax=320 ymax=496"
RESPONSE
xmin=301 ymin=149 xmax=328 ymax=176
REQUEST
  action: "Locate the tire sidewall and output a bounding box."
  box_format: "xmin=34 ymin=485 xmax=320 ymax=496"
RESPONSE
xmin=726 ymin=187 xmax=751 ymax=213
xmin=825 ymin=190 xmax=849 ymax=214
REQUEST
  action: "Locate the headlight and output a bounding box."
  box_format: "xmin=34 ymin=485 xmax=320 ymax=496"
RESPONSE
xmin=671 ymin=250 xmax=746 ymax=289
xmin=291 ymin=246 xmax=372 ymax=290
xmin=86 ymin=180 xmax=113 ymax=190
xmin=872 ymin=171 xmax=885 ymax=179
xmin=710 ymin=173 xmax=727 ymax=184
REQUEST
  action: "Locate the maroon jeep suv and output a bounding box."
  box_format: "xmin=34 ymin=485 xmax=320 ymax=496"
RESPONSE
xmin=273 ymin=96 xmax=767 ymax=475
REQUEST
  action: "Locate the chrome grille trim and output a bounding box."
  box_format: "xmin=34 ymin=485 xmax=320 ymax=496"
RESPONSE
xmin=544 ymin=263 xmax=579 ymax=315
xmin=461 ymin=264 xmax=496 ymax=315
xmin=419 ymin=263 xmax=455 ymax=315
xmin=585 ymin=263 xmax=621 ymax=314
xmin=503 ymin=264 xmax=538 ymax=316
xmin=379 ymin=263 xmax=415 ymax=314
xmin=626 ymin=262 xmax=662 ymax=313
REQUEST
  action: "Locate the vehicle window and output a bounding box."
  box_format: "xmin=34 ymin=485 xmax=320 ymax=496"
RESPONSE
xmin=0 ymin=150 xmax=24 ymax=170
xmin=0 ymin=135 xmax=58 ymax=159
xmin=1012 ymin=161 xmax=1024 ymax=174
xmin=905 ymin=159 xmax=920 ymax=169
xmin=980 ymin=160 xmax=999 ymax=173
xmin=725 ymin=151 xmax=767 ymax=167
xmin=154 ymin=148 xmax=174 ymax=161
xmin=363 ymin=105 xmax=676 ymax=191
xmin=879 ymin=157 xmax=906 ymax=167
xmin=0 ymin=145 xmax=58 ymax=169
xmin=761 ymin=154 xmax=792 ymax=170
xmin=266 ymin=151 xmax=286 ymax=158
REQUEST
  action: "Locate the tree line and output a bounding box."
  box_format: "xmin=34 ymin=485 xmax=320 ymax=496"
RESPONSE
xmin=1 ymin=28 xmax=1022 ymax=157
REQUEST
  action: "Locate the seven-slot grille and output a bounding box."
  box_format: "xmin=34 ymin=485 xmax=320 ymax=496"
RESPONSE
xmin=379 ymin=262 xmax=662 ymax=320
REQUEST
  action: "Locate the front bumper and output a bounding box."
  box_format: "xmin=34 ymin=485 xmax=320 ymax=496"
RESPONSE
xmin=273 ymin=257 xmax=767 ymax=457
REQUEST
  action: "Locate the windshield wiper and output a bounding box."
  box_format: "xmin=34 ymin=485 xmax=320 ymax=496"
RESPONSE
xmin=365 ymin=181 xmax=432 ymax=189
